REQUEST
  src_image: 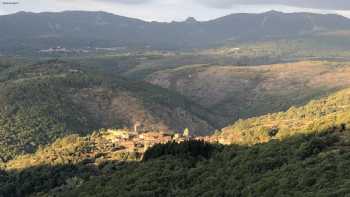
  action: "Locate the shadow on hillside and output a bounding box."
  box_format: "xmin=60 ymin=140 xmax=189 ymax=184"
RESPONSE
xmin=0 ymin=125 xmax=348 ymax=197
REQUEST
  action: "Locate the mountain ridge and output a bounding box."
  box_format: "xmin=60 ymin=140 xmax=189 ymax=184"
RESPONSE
xmin=1 ymin=10 xmax=350 ymax=53
xmin=5 ymin=10 xmax=350 ymax=23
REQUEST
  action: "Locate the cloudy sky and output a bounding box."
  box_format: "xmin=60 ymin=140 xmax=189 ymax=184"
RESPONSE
xmin=1 ymin=0 xmax=350 ymax=21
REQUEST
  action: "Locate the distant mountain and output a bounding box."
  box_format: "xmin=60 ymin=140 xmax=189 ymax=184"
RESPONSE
xmin=1 ymin=11 xmax=350 ymax=53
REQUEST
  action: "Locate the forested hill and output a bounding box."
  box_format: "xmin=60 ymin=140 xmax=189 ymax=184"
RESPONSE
xmin=2 ymin=128 xmax=350 ymax=196
xmin=3 ymin=84 xmax=350 ymax=196
xmin=1 ymin=10 xmax=350 ymax=52
xmin=2 ymin=61 xmax=350 ymax=197
xmin=219 ymin=88 xmax=350 ymax=145
xmin=0 ymin=60 xmax=216 ymax=161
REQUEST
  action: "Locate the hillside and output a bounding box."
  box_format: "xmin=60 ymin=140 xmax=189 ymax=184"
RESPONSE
xmin=2 ymin=56 xmax=350 ymax=197
xmin=146 ymin=61 xmax=350 ymax=126
xmin=0 ymin=60 xmax=216 ymax=161
xmin=1 ymin=11 xmax=350 ymax=53
xmin=219 ymin=88 xmax=350 ymax=145
xmin=2 ymin=128 xmax=350 ymax=196
xmin=4 ymin=87 xmax=350 ymax=196
xmin=56 ymin=130 xmax=350 ymax=197
xmin=3 ymin=132 xmax=138 ymax=171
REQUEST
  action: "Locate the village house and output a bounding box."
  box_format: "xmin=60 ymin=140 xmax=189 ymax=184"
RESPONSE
xmin=104 ymin=129 xmax=137 ymax=142
xmin=119 ymin=141 xmax=137 ymax=152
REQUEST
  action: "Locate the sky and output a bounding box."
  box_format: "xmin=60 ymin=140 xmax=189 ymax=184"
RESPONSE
xmin=1 ymin=0 xmax=350 ymax=22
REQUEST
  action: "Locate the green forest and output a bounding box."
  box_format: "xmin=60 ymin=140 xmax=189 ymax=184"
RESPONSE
xmin=1 ymin=128 xmax=350 ymax=197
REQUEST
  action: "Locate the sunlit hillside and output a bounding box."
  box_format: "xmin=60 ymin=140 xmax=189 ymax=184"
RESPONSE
xmin=220 ymin=88 xmax=350 ymax=145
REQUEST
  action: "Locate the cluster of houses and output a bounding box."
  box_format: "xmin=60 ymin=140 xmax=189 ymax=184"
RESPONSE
xmin=195 ymin=135 xmax=232 ymax=145
xmin=101 ymin=129 xmax=193 ymax=154
xmin=100 ymin=128 xmax=232 ymax=155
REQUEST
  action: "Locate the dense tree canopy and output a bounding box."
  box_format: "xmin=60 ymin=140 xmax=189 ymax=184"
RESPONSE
xmin=1 ymin=129 xmax=349 ymax=197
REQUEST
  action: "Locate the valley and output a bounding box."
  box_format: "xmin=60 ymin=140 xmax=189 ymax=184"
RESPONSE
xmin=0 ymin=60 xmax=216 ymax=162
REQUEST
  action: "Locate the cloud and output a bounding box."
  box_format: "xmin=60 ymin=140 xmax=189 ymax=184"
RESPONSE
xmin=93 ymin=0 xmax=153 ymax=4
xmin=197 ymin=0 xmax=350 ymax=10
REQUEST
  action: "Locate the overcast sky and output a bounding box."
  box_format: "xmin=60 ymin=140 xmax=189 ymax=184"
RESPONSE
xmin=1 ymin=0 xmax=350 ymax=21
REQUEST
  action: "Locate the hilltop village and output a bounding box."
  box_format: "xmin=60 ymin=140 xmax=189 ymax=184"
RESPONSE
xmin=96 ymin=129 xmax=229 ymax=155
